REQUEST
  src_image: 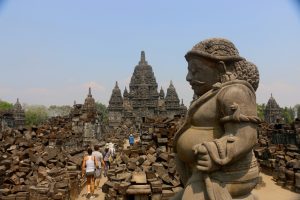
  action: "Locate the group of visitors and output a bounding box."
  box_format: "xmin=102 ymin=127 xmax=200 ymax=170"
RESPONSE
xmin=81 ymin=143 xmax=115 ymax=199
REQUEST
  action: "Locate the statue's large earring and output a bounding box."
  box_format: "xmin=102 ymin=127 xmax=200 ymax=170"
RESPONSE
xmin=218 ymin=61 xmax=236 ymax=83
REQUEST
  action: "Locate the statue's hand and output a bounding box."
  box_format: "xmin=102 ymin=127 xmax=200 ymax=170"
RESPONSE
xmin=193 ymin=144 xmax=218 ymax=172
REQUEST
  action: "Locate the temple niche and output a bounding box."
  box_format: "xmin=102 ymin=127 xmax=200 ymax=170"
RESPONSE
xmin=108 ymin=51 xmax=187 ymax=129
xmin=264 ymin=94 xmax=282 ymax=124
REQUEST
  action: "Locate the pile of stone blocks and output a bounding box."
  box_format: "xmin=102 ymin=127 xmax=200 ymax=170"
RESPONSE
xmin=0 ymin=116 xmax=85 ymax=200
xmin=102 ymin=117 xmax=184 ymax=200
xmin=254 ymin=120 xmax=300 ymax=193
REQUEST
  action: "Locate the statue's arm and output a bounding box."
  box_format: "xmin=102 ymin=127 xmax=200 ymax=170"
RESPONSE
xmin=194 ymin=84 xmax=260 ymax=171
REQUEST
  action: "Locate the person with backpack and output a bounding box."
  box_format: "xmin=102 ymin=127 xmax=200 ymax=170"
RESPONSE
xmin=103 ymin=144 xmax=112 ymax=177
xmin=92 ymin=145 xmax=105 ymax=189
xmin=82 ymin=147 xmax=98 ymax=199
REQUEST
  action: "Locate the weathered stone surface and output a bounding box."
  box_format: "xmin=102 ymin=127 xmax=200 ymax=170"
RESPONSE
xmin=126 ymin=184 xmax=151 ymax=195
xmin=0 ymin=188 xmax=11 ymax=196
xmin=173 ymin=38 xmax=260 ymax=199
xmin=131 ymin=172 xmax=147 ymax=184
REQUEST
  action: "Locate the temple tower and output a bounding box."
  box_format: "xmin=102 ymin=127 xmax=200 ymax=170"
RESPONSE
xmin=165 ymin=81 xmax=183 ymax=117
xmin=264 ymin=94 xmax=282 ymax=124
xmin=108 ymin=82 xmax=123 ymax=128
xmin=82 ymin=87 xmax=97 ymax=119
xmin=108 ymin=51 xmax=187 ymax=128
xmin=13 ymin=98 xmax=25 ymax=129
xmin=129 ymin=51 xmax=159 ymax=123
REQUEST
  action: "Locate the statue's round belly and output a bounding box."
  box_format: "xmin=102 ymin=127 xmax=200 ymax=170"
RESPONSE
xmin=176 ymin=126 xmax=220 ymax=164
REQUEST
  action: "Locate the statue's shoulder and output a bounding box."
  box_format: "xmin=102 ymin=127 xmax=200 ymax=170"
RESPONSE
xmin=217 ymin=80 xmax=257 ymax=114
xmin=218 ymin=80 xmax=255 ymax=100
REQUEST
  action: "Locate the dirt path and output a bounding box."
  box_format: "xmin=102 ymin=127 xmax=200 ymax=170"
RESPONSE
xmin=253 ymin=173 xmax=300 ymax=200
xmin=76 ymin=176 xmax=108 ymax=200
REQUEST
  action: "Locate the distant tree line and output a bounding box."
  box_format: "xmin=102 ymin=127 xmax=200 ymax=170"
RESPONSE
xmin=257 ymin=103 xmax=300 ymax=124
xmin=0 ymin=100 xmax=108 ymax=126
xmin=0 ymin=100 xmax=13 ymax=111
xmin=2 ymin=98 xmax=298 ymax=126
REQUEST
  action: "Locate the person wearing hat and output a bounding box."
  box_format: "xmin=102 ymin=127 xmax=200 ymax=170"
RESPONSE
xmin=172 ymin=38 xmax=260 ymax=200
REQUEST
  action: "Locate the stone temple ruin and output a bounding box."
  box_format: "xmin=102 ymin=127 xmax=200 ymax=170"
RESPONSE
xmin=264 ymin=94 xmax=282 ymax=124
xmin=0 ymin=98 xmax=25 ymax=131
xmin=108 ymin=51 xmax=187 ymax=129
xmin=70 ymin=88 xmax=103 ymax=144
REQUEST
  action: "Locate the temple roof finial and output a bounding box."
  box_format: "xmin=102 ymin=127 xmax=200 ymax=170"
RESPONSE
xmin=141 ymin=51 xmax=145 ymax=62
xmin=88 ymin=87 xmax=92 ymax=97
xmin=139 ymin=51 xmax=148 ymax=65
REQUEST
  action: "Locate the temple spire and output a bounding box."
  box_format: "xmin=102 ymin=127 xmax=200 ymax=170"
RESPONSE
xmin=88 ymin=87 xmax=92 ymax=97
xmin=115 ymin=81 xmax=119 ymax=88
xmin=139 ymin=51 xmax=148 ymax=65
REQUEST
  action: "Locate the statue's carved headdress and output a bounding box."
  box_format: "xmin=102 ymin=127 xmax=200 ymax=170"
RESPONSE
xmin=185 ymin=38 xmax=259 ymax=91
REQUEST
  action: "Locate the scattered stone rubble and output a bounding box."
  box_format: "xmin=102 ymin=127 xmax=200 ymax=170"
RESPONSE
xmin=0 ymin=116 xmax=85 ymax=200
xmin=102 ymin=117 xmax=184 ymax=200
xmin=254 ymin=119 xmax=300 ymax=193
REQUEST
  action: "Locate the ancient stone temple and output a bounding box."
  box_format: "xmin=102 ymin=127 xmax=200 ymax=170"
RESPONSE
xmin=71 ymin=88 xmax=102 ymax=143
xmin=13 ymin=98 xmax=25 ymax=129
xmin=108 ymin=51 xmax=187 ymax=129
xmin=0 ymin=98 xmax=25 ymax=130
xmin=264 ymin=94 xmax=282 ymax=124
xmin=108 ymin=82 xmax=124 ymax=128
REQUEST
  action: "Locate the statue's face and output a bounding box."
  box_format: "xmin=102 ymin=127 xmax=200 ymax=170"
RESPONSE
xmin=186 ymin=57 xmax=220 ymax=96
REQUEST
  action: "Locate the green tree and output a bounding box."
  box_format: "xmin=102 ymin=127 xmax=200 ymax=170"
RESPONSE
xmin=0 ymin=100 xmax=13 ymax=111
xmin=282 ymin=106 xmax=295 ymax=124
xmin=257 ymin=103 xmax=265 ymax=121
xmin=95 ymin=102 xmax=108 ymax=125
xmin=25 ymin=105 xmax=48 ymax=126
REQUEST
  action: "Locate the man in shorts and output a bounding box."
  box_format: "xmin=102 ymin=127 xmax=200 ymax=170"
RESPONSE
xmin=92 ymin=145 xmax=105 ymax=189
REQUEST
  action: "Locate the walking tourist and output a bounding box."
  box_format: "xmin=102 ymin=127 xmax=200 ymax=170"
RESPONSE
xmin=92 ymin=145 xmax=105 ymax=189
xmin=82 ymin=147 xmax=98 ymax=199
xmin=103 ymin=144 xmax=111 ymax=177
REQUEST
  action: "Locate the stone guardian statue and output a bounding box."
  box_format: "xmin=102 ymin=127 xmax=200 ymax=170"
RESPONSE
xmin=172 ymin=38 xmax=260 ymax=200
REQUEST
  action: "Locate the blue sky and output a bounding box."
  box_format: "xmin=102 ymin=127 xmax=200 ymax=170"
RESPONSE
xmin=0 ymin=0 xmax=299 ymax=107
